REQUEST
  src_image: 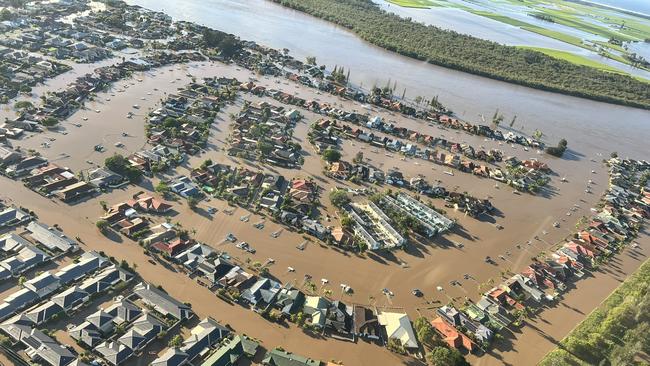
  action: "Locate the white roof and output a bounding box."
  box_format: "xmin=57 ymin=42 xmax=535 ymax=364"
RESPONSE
xmin=377 ymin=311 xmax=418 ymax=348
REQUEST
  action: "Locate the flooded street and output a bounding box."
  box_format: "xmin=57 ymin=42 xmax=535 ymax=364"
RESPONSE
xmin=2 ymin=54 xmax=647 ymax=365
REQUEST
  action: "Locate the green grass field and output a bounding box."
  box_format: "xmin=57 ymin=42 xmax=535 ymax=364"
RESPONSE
xmin=386 ymin=0 xmax=438 ymax=8
xmin=388 ymin=0 xmax=650 ymax=74
xmin=469 ymin=10 xmax=588 ymax=48
xmin=520 ymin=47 xmax=621 ymax=72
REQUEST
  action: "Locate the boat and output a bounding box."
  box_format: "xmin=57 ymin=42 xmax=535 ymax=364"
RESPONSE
xmin=444 ymin=171 xmax=454 ymax=176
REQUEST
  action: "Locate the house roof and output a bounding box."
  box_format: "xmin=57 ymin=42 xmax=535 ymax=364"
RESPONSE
xmin=52 ymin=286 xmax=89 ymax=309
xmin=181 ymin=317 xmax=230 ymax=360
xmin=151 ymin=348 xmax=189 ymax=366
xmin=24 ymin=301 xmax=63 ymax=325
xmin=133 ymin=282 xmax=192 ymax=320
xmin=22 ymin=328 xmax=76 ymax=366
xmin=377 ymin=311 xmax=418 ymax=348
xmin=95 ymin=341 xmax=133 ymax=366
xmin=431 ymin=317 xmax=473 ymax=351
xmin=26 ymin=221 xmax=77 ymax=252
xmin=262 ymin=348 xmax=320 ymax=366
xmin=105 ymin=299 xmax=142 ymax=324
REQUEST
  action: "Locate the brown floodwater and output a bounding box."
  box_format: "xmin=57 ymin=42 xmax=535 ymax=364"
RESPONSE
xmin=2 ymin=57 xmax=647 ymax=365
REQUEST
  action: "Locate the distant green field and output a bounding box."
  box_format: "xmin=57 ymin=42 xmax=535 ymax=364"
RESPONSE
xmin=386 ymin=0 xmax=650 ymax=78
xmin=386 ymin=0 xmax=438 ymax=8
xmin=469 ymin=10 xmax=588 ymax=48
xmin=520 ymin=47 xmax=620 ymax=72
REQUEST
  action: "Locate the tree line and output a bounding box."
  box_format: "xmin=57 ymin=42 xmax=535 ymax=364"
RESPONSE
xmin=271 ymin=0 xmax=650 ymax=110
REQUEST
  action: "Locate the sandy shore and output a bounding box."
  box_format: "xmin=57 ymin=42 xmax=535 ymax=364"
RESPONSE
xmin=1 ymin=59 xmax=647 ymax=365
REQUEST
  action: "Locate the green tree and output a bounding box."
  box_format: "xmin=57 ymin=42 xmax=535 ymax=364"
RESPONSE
xmin=41 ymin=116 xmax=59 ymax=127
xmin=414 ymin=317 xmax=436 ymax=348
xmin=187 ymin=196 xmax=199 ymax=210
xmin=329 ymin=190 xmax=350 ymax=207
xmin=257 ymin=140 xmax=274 ymax=155
xmin=96 ymin=220 xmax=109 ymax=233
xmin=14 ymin=101 xmax=33 ymax=110
xmin=322 ymin=148 xmax=341 ymax=163
xmin=168 ymin=335 xmax=183 ymax=348
xmin=155 ymin=182 xmax=170 ymax=196
xmin=426 ymin=346 xmax=468 ymax=366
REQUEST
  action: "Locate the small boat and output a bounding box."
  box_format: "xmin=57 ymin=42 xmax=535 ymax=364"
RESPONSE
xmin=444 ymin=171 xmax=454 ymax=176
xmin=561 ymin=176 xmax=568 ymax=182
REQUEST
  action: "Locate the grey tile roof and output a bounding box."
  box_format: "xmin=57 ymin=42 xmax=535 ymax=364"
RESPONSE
xmin=133 ymin=282 xmax=192 ymax=320
xmin=95 ymin=341 xmax=133 ymax=366
xmin=27 ymin=221 xmax=78 ymax=253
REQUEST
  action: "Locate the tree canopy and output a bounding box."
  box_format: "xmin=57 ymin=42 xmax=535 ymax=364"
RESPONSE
xmin=322 ymin=148 xmax=342 ymax=162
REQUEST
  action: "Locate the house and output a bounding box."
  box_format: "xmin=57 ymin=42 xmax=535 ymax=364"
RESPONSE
xmin=116 ymin=217 xmax=149 ymax=237
xmin=105 ymin=299 xmax=142 ymax=324
xmin=151 ymin=238 xmax=189 ymax=257
xmin=24 ymin=272 xmax=61 ymax=298
xmin=331 ymin=227 xmax=354 ymax=247
xmin=173 ymin=243 xmax=216 ymax=270
xmin=303 ymin=296 xmax=330 ymax=328
xmin=56 ymin=181 xmax=97 ymax=202
xmin=274 ymin=287 xmax=305 ymax=316
xmin=95 ymin=341 xmax=133 ymax=366
xmin=180 ymin=317 xmax=230 ymax=361
xmin=353 ymin=305 xmax=381 ymax=341
xmin=0 ymin=206 xmax=31 ymax=227
xmin=377 ymin=311 xmax=418 ymax=349
xmin=301 ymin=219 xmax=330 ymax=240
xmin=128 ymin=193 xmax=172 ymax=214
xmin=262 ymin=348 xmax=320 ymax=366
xmin=24 ymin=301 xmax=63 ymax=325
xmin=88 ymin=167 xmax=123 ymax=187
xmin=87 ymin=309 xmax=115 ymax=334
xmin=196 ymin=258 xmax=234 ymax=285
xmin=70 ymin=321 xmax=104 ymax=347
xmin=3 ymin=288 xmax=39 ymax=314
xmin=241 ymin=278 xmax=282 ymax=308
xmin=0 ymin=241 xmax=49 ymax=277
xmin=79 ymin=265 xmax=133 ymax=296
xmin=118 ymin=313 xmax=166 ymax=351
xmin=200 ymin=335 xmax=244 ymax=366
xmin=431 ymin=317 xmax=474 ymax=352
xmin=18 ymin=328 xmax=76 ymax=366
xmin=27 ymin=221 xmax=78 ymax=253
xmin=325 ymin=300 xmax=353 ymax=335
xmin=55 ymin=251 xmax=107 ymax=285
xmin=289 ymin=179 xmax=315 ymax=202
xmin=151 ymin=348 xmax=189 ymax=366
xmin=0 ymin=145 xmax=23 ymax=166
xmin=218 ymin=266 xmax=255 ymax=290
xmin=170 ymin=176 xmax=200 ymax=198
xmin=133 ymin=282 xmax=193 ymax=320
xmin=6 ymin=155 xmax=48 ymax=176
xmin=52 ymin=286 xmax=90 ymax=311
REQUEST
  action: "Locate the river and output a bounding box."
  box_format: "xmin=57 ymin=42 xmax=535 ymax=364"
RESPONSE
xmin=124 ymin=0 xmax=650 ymax=160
